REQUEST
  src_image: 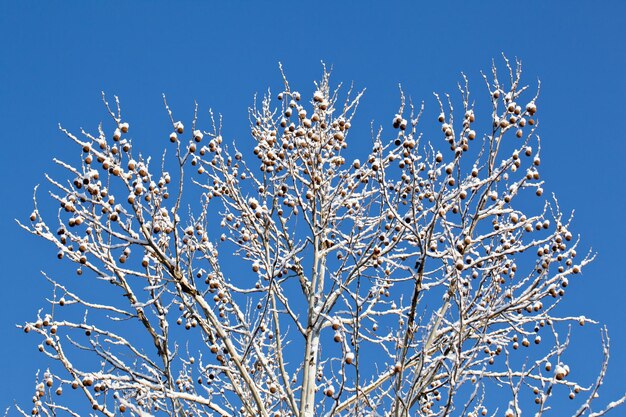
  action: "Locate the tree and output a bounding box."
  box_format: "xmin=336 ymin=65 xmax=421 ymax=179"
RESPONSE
xmin=17 ymin=58 xmax=625 ymax=417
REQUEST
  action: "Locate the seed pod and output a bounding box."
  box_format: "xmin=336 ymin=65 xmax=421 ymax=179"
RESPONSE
xmin=555 ymin=365 xmax=566 ymax=380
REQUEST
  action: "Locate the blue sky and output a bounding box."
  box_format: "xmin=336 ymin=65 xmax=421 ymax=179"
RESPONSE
xmin=0 ymin=1 xmax=624 ymax=413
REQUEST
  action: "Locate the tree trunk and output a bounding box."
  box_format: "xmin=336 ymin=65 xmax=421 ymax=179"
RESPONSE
xmin=300 ymin=328 xmax=321 ymax=417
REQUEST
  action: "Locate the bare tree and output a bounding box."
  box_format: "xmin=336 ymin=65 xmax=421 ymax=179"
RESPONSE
xmin=17 ymin=58 xmax=625 ymax=417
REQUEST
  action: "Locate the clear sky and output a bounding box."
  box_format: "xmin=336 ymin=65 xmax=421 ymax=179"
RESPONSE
xmin=0 ymin=1 xmax=624 ymax=414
